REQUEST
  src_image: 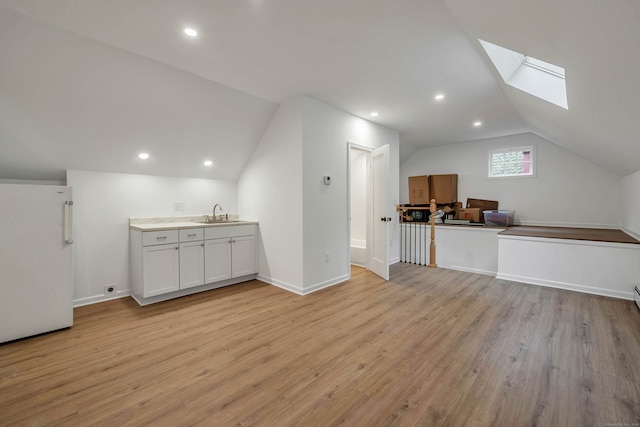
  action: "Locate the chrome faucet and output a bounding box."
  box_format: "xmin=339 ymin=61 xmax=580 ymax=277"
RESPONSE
xmin=212 ymin=203 xmax=222 ymax=222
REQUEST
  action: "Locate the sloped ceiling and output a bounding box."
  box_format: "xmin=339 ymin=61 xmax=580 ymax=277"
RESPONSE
xmin=0 ymin=0 xmax=637 ymax=180
xmin=0 ymin=0 xmax=528 ymax=179
xmin=0 ymin=7 xmax=277 ymax=181
xmin=444 ymin=0 xmax=640 ymax=176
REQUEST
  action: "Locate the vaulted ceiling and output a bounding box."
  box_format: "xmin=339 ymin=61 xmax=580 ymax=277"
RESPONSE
xmin=444 ymin=0 xmax=640 ymax=176
xmin=0 ymin=0 xmax=638 ymax=181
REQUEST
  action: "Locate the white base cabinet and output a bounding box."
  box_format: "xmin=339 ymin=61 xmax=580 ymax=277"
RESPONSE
xmin=204 ymin=230 xmax=257 ymax=283
xmin=180 ymin=241 xmax=205 ymax=290
xmin=142 ymin=243 xmax=180 ymax=297
xmin=231 ymin=235 xmax=257 ymax=277
xmin=204 ymin=238 xmax=232 ymax=283
xmin=130 ymin=223 xmax=258 ymax=305
xmin=178 ymin=228 xmax=205 ymax=290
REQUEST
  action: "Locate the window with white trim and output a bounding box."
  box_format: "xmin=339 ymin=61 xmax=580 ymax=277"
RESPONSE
xmin=488 ymin=146 xmax=534 ymax=178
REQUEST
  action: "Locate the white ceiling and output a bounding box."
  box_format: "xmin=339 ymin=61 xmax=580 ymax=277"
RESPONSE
xmin=0 ymin=0 xmax=638 ymax=179
xmin=444 ymin=0 xmax=640 ymax=175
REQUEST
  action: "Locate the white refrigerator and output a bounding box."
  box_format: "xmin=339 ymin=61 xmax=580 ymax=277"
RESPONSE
xmin=0 ymin=184 xmax=74 ymax=343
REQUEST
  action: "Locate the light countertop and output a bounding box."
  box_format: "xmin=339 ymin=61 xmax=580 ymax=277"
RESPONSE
xmin=129 ymin=215 xmax=257 ymax=232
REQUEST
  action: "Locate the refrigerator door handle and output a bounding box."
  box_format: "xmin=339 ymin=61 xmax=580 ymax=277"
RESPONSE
xmin=64 ymin=201 xmax=74 ymax=245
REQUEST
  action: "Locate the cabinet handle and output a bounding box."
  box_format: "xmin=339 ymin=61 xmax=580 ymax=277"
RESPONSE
xmin=201 ymin=243 xmax=204 ymax=247
xmin=188 ymin=233 xmax=196 ymax=237
xmin=157 ymin=236 xmax=167 ymax=240
xmin=175 ymin=247 xmax=179 ymax=250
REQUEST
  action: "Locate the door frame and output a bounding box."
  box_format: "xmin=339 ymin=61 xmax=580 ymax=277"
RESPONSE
xmin=348 ymin=141 xmax=395 ymax=279
xmin=347 ymin=142 xmax=373 ymax=275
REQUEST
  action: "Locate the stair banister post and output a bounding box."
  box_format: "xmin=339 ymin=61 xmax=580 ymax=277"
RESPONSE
xmin=429 ymin=198 xmax=437 ymax=268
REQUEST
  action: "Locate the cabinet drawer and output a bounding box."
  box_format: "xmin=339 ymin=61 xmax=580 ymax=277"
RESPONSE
xmin=142 ymin=230 xmax=179 ymax=246
xmin=205 ymin=224 xmax=257 ymax=240
xmin=179 ymin=228 xmax=203 ymax=242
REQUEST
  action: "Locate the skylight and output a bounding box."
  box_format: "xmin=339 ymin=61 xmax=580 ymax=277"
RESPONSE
xmin=479 ymin=39 xmax=568 ymax=109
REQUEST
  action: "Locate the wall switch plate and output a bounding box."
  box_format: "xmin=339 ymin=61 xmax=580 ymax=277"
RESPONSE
xmin=104 ymin=284 xmax=118 ymax=295
xmin=174 ymin=201 xmax=185 ymax=211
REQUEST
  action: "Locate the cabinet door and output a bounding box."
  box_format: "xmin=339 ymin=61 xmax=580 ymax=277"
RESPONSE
xmin=231 ymin=235 xmax=257 ymax=277
xmin=143 ymin=243 xmax=180 ymax=297
xmin=204 ymin=238 xmax=232 ymax=283
xmin=180 ymin=241 xmax=205 ymax=290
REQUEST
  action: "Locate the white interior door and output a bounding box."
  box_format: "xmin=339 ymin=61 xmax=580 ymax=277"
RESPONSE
xmin=369 ymin=145 xmax=390 ymax=280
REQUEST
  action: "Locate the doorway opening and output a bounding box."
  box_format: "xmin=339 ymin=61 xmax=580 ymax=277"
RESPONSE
xmin=349 ymin=145 xmax=370 ymax=268
xmin=348 ymin=142 xmax=390 ymax=280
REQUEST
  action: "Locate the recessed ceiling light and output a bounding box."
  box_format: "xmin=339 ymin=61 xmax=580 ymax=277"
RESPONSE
xmin=138 ymin=152 xmax=150 ymax=160
xmin=370 ymin=112 xmax=379 ymax=117
xmin=473 ymin=121 xmax=483 ymax=127
xmin=184 ymin=28 xmax=198 ymax=37
xmin=434 ymin=94 xmax=445 ymax=101
xmin=203 ymin=160 xmax=213 ymax=167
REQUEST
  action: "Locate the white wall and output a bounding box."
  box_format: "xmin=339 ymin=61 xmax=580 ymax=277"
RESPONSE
xmin=67 ymin=169 xmax=236 ymax=306
xmin=497 ymin=236 xmax=640 ymax=300
xmin=0 ymin=7 xmax=276 ymax=182
xmin=302 ymin=97 xmax=400 ymax=291
xmin=237 ymin=98 xmax=304 ymax=293
xmin=238 ymin=96 xmax=399 ymax=294
xmin=622 ymin=169 xmax=640 ymax=238
xmin=401 ymin=133 xmax=622 ymax=228
xmin=400 ymin=224 xmax=503 ymax=275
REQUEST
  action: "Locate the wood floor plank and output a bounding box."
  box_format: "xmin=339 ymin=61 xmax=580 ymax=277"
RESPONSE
xmin=2 ymin=263 xmax=640 ymax=426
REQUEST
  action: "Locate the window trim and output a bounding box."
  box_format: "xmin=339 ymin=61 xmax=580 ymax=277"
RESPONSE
xmin=488 ymin=146 xmax=536 ymax=179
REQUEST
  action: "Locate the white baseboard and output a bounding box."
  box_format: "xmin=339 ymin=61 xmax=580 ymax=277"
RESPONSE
xmin=389 ymin=257 xmax=400 ymax=265
xmin=395 ymin=262 xmax=497 ymax=277
xmin=622 ymin=227 xmax=640 ymax=242
xmin=73 ymin=289 xmax=131 ymax=307
xmin=496 ymin=272 xmax=634 ymax=301
xmin=441 ymin=264 xmax=497 ymax=277
xmin=259 ymin=274 xmax=350 ymax=296
xmin=302 ymin=274 xmax=350 ymax=295
xmin=257 ymin=275 xmax=304 ymax=295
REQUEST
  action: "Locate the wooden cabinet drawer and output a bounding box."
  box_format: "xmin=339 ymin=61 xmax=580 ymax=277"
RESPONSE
xmin=142 ymin=230 xmax=179 ymax=246
xmin=179 ymin=228 xmax=203 ymax=242
xmin=204 ymin=224 xmax=257 ymax=240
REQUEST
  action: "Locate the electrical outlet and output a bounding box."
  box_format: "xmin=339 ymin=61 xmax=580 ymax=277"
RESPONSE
xmin=174 ymin=201 xmax=184 ymax=211
xmin=104 ymin=284 xmax=118 ymax=296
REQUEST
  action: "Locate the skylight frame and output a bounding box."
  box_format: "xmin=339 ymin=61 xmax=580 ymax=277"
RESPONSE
xmin=519 ymin=54 xmax=565 ymax=79
xmin=479 ymin=39 xmax=568 ymax=110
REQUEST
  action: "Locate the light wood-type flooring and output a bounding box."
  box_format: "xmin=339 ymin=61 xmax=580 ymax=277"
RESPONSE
xmin=2 ymin=264 xmax=640 ymax=426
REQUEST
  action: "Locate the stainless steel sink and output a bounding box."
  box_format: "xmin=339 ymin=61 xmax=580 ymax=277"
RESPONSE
xmin=197 ymin=220 xmax=245 ymax=224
